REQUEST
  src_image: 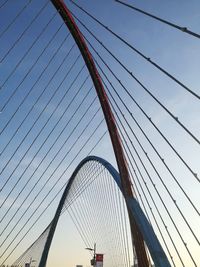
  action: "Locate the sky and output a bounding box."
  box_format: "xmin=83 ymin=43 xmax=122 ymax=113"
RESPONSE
xmin=0 ymin=0 xmax=200 ymax=267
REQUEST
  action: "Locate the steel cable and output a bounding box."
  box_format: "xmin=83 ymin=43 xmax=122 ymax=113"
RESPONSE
xmin=0 ymin=0 xmax=33 ymax=39
xmin=115 ymin=0 xmax=200 ymax=40
xmin=0 ymin=78 xmax=94 ymax=239
xmin=91 ymin=48 xmax=200 ymax=217
xmin=83 ymin=32 xmax=199 ymax=183
xmin=0 ymin=113 xmax=104 ymax=262
xmin=0 ymin=0 xmax=9 ymax=9
xmin=0 ymin=0 xmax=49 ymax=63
xmin=96 ymin=61 xmax=200 ymax=246
xmin=120 ymin=137 xmax=176 ymax=266
xmin=0 ymin=42 xmax=77 ymax=194
xmin=0 ymin=11 xmax=58 ymax=101
xmin=0 ymin=33 xmax=70 ymax=135
xmin=69 ymin=11 xmax=200 ymax=146
xmin=70 ymin=1 xmax=200 ymax=100
xmin=103 ymin=79 xmax=197 ymax=265
xmin=0 ymin=75 xmax=91 ymax=229
xmin=106 ymin=85 xmax=186 ymax=266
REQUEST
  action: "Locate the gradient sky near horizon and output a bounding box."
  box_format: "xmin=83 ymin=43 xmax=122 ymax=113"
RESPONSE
xmin=0 ymin=0 xmax=200 ymax=267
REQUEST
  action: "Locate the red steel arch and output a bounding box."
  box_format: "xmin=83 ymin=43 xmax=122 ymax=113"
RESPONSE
xmin=50 ymin=1 xmax=149 ymax=266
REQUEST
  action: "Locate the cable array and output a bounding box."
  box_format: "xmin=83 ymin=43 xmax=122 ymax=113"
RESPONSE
xmin=0 ymin=1 xmax=199 ymax=267
xmin=0 ymin=1 xmax=34 ymax=40
xmin=11 ymin=159 xmax=133 ymax=267
xmin=0 ymin=1 xmax=50 ymax=63
xmin=67 ymin=1 xmax=199 ymax=265
xmin=0 ymin=1 xmax=111 ymax=265
xmin=70 ymin=0 xmax=200 ymax=101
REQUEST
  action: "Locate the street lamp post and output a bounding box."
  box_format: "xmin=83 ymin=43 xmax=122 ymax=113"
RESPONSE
xmin=85 ymin=243 xmax=96 ymax=267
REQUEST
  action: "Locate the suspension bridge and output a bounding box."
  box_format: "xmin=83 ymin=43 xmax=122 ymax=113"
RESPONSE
xmin=0 ymin=1 xmax=200 ymax=267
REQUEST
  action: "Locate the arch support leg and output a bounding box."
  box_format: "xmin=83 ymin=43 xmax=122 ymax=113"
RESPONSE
xmin=127 ymin=197 xmax=171 ymax=267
